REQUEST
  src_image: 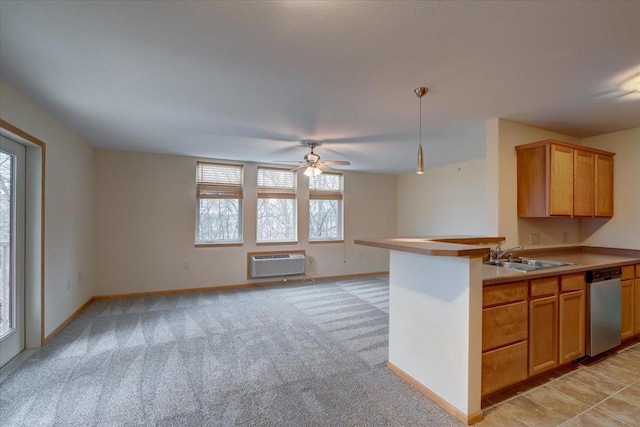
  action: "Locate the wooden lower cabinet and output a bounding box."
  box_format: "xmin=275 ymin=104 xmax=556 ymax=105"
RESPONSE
xmin=481 ymin=273 xmax=587 ymax=395
xmin=483 ymin=281 xmax=527 ymax=307
xmin=482 ymin=341 xmax=528 ymax=396
xmin=482 ymin=302 xmax=528 ymax=352
xmin=529 ymin=295 xmax=559 ymax=376
xmin=559 ymin=290 xmax=585 ymax=364
xmin=621 ymin=279 xmax=634 ymax=340
xmin=635 ymin=278 xmax=640 ymax=336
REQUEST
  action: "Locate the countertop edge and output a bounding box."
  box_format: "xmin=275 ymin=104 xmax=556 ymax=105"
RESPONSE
xmin=354 ymin=237 xmax=497 ymax=258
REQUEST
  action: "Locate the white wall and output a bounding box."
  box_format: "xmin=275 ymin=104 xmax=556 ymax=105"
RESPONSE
xmin=580 ymin=127 xmax=640 ymax=250
xmin=0 ymin=79 xmax=94 ymax=337
xmin=397 ymin=158 xmax=487 ymax=236
xmin=487 ymin=118 xmax=583 ymax=247
xmin=93 ymin=149 xmax=396 ymax=295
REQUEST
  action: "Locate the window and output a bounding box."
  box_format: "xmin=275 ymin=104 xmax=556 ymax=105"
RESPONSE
xmin=257 ymin=167 xmax=297 ymax=242
xmin=196 ymin=162 xmax=243 ymax=243
xmin=309 ymin=173 xmax=343 ymax=241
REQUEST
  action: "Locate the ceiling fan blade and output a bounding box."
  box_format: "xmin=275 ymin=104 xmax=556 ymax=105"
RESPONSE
xmin=290 ymin=165 xmax=307 ymax=171
xmin=322 ymin=160 xmax=351 ymax=166
xmin=318 ymin=164 xmax=337 ymax=172
xmin=273 ymin=160 xmax=304 ymax=164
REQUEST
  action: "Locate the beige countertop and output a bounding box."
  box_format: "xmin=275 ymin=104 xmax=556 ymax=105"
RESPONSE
xmin=354 ymin=236 xmax=504 ymax=258
xmin=483 ymin=250 xmax=640 ymax=285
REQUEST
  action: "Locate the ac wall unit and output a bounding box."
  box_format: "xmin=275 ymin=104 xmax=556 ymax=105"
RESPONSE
xmin=250 ymin=253 xmax=306 ymax=279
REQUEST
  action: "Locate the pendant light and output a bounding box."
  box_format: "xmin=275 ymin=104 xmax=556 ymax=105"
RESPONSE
xmin=414 ymin=87 xmax=428 ymax=174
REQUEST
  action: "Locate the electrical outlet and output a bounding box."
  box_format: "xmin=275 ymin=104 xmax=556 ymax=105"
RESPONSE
xmin=308 ymin=256 xmax=314 ymax=263
xmin=183 ymin=262 xmax=190 ymax=270
xmin=563 ymin=232 xmax=569 ymax=243
xmin=530 ymin=232 xmax=540 ymax=245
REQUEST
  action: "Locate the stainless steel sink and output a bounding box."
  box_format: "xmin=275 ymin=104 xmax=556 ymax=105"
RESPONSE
xmin=520 ymin=259 xmax=574 ymax=268
xmin=486 ymin=258 xmax=574 ymax=273
xmin=495 ymin=262 xmax=542 ymax=272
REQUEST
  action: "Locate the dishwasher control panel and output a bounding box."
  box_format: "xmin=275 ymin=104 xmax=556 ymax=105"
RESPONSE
xmin=586 ymin=266 xmax=622 ymax=283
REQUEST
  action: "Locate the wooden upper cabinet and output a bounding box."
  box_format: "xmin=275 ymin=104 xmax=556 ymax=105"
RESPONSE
xmin=595 ymin=154 xmax=614 ymax=217
xmin=516 ymin=140 xmax=615 ymax=218
xmin=574 ymin=150 xmax=594 ymax=217
xmin=549 ymin=145 xmax=574 ymax=216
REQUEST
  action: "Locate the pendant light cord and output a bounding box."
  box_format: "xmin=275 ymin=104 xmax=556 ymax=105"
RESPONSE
xmin=419 ymin=95 xmax=422 ymax=147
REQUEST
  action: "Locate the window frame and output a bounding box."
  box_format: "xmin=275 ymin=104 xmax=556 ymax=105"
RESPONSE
xmin=195 ymin=161 xmax=244 ymax=245
xmin=256 ymin=166 xmax=298 ymax=244
xmin=308 ymin=172 xmax=344 ymax=242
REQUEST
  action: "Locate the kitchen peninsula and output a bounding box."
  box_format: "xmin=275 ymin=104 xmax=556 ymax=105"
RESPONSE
xmin=355 ymin=237 xmax=640 ymax=425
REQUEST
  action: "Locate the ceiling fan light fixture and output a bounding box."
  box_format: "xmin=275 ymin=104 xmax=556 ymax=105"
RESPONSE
xmin=304 ymin=166 xmax=322 ymax=176
xmin=414 ymin=86 xmax=428 ymax=175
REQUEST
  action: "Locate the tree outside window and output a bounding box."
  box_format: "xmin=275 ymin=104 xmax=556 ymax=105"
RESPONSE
xmin=257 ymin=167 xmax=297 ymax=242
xmin=196 ymin=162 xmax=243 ymax=243
xmin=309 ymin=173 xmax=343 ymax=241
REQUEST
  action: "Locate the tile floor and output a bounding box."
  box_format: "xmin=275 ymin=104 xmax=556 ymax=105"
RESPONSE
xmin=479 ymin=337 xmax=640 ymax=426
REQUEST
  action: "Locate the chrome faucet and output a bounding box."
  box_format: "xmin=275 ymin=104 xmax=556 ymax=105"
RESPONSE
xmin=490 ymin=243 xmax=524 ymax=263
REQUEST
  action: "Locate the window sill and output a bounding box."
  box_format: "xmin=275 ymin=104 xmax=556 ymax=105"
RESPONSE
xmin=309 ymin=240 xmax=345 ymax=244
xmin=195 ymin=242 xmax=243 ymax=248
xmin=256 ymin=241 xmax=299 ymax=246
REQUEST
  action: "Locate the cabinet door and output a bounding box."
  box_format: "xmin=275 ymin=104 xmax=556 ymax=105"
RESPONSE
xmin=549 ymin=145 xmax=574 ymax=216
xmin=621 ymin=279 xmax=634 ymax=340
xmin=559 ymin=291 xmax=585 ymax=364
xmin=530 ymin=295 xmax=559 ymax=375
xmin=595 ymin=154 xmax=614 ymax=217
xmin=573 ymin=150 xmax=594 ymax=217
xmin=635 ymin=279 xmax=640 ymax=336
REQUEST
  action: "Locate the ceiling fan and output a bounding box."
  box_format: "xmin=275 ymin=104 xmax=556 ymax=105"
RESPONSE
xmin=275 ymin=140 xmax=351 ymax=176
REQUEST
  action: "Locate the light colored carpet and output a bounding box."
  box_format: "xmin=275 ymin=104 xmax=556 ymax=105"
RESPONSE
xmin=0 ymin=275 xmax=462 ymax=426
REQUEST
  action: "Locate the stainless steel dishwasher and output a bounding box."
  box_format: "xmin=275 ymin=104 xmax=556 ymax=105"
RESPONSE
xmin=586 ymin=266 xmax=622 ymax=356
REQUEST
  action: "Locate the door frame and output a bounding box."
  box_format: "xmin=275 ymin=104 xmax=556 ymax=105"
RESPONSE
xmin=0 ymin=119 xmax=46 ymax=348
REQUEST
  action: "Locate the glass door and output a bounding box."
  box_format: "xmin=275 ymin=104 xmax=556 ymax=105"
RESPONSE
xmin=0 ymin=135 xmax=25 ymax=367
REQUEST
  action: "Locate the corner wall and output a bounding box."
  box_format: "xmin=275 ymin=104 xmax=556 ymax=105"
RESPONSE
xmin=580 ymin=127 xmax=640 ymax=250
xmin=0 ymin=79 xmax=94 ymax=337
xmin=93 ymin=149 xmax=396 ymax=295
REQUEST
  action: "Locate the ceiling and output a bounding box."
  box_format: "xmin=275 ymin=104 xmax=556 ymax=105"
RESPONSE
xmin=1 ymin=1 xmax=639 ymax=174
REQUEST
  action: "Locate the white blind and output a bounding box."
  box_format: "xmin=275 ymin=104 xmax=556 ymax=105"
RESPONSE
xmin=196 ymin=162 xmax=243 ymax=199
xmin=309 ymin=173 xmax=343 ymax=200
xmin=257 ymin=167 xmax=297 ymax=199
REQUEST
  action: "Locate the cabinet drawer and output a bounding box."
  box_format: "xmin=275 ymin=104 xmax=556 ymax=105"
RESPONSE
xmin=531 ymin=277 xmax=559 ymax=298
xmin=483 ymin=301 xmax=528 ymax=351
xmin=483 ymin=281 xmax=527 ymax=307
xmin=622 ymin=265 xmax=635 ymax=281
xmin=561 ymin=274 xmax=585 ymax=293
xmin=482 ymin=341 xmax=528 ymax=396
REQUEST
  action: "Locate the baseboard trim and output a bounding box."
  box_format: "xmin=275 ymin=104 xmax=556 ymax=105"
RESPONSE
xmin=93 ymin=271 xmax=389 ymax=300
xmin=386 ymin=362 xmax=483 ymax=425
xmin=44 ymin=297 xmax=95 ymax=345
